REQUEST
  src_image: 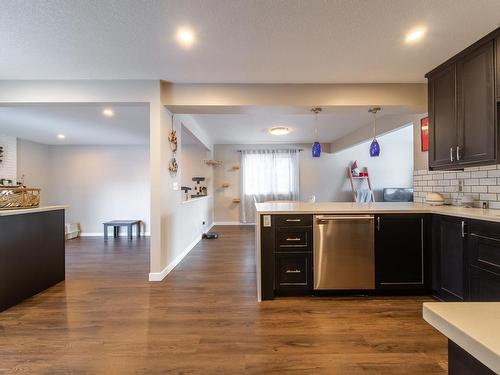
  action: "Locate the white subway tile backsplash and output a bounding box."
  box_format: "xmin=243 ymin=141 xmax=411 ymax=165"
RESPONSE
xmin=413 ymin=167 xmax=500 ymax=206
xmin=472 ymin=185 xmax=488 ymax=193
xmin=471 ymin=171 xmax=488 ymax=178
xmin=488 ymin=169 xmax=500 ymax=178
xmin=480 ymin=178 xmax=497 ymax=185
xmin=480 ymin=165 xmax=497 ymax=170
xmin=464 ymin=179 xmax=479 ymax=186
xmin=480 ymin=193 xmax=497 ymax=201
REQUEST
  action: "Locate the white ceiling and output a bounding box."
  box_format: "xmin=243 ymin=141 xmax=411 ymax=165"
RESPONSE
xmin=191 ymin=106 xmax=413 ymax=144
xmin=1 ymin=0 xmax=500 ymax=82
xmin=0 ymin=104 xmax=149 ymax=145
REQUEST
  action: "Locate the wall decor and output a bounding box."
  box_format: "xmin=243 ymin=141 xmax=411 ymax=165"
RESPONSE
xmin=420 ymin=117 xmax=429 ymax=152
xmin=168 ymin=129 xmax=178 ymax=152
xmin=168 ymin=157 xmax=178 ymax=177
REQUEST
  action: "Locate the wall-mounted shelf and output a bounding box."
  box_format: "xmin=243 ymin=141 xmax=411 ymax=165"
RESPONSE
xmin=232 ymin=165 xmax=240 ymax=170
xmin=232 ymin=198 xmax=241 ymax=203
xmin=204 ymin=159 xmax=223 ymax=167
xmin=222 ymin=183 xmax=230 ymax=188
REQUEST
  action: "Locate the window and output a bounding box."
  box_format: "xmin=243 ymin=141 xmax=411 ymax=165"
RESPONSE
xmin=240 ymin=149 xmax=300 ymax=223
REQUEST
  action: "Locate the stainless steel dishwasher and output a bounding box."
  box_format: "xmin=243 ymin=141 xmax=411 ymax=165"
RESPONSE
xmin=313 ymin=215 xmax=375 ymax=290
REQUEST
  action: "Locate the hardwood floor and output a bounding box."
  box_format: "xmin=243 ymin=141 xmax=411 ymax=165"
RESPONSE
xmin=0 ymin=226 xmax=447 ymax=374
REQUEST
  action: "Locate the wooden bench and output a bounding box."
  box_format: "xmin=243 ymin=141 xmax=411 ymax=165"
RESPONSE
xmin=103 ymin=220 xmax=141 ymax=241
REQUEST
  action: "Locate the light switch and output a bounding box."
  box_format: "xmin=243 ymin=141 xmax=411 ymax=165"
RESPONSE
xmin=172 ymin=182 xmax=179 ymax=190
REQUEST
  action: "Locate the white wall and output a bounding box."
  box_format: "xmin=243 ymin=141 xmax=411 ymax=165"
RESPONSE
xmin=213 ymin=126 xmax=413 ymax=221
xmin=326 ymin=125 xmax=414 ymax=201
xmin=47 ymin=145 xmax=150 ymax=235
xmin=0 ymin=134 xmax=17 ymax=180
xmin=16 ymin=139 xmax=50 ymax=205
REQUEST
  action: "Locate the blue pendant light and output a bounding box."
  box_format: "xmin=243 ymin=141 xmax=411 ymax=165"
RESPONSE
xmin=369 ymin=107 xmax=381 ymax=157
xmin=311 ymin=107 xmax=322 ymax=158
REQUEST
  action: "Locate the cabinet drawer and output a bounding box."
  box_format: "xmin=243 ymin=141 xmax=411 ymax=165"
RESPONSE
xmin=275 ymin=253 xmax=312 ymax=289
xmin=469 ymin=233 xmax=500 ymax=275
xmin=276 ymin=227 xmax=312 ymax=251
xmin=469 ymin=266 xmax=500 ymax=301
xmin=275 ymin=215 xmax=312 ymax=227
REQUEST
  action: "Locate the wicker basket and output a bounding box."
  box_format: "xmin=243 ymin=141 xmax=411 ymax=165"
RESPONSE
xmin=0 ymin=188 xmax=41 ymax=210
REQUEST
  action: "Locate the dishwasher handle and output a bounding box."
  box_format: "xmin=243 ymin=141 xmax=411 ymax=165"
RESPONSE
xmin=316 ymin=215 xmax=374 ymax=224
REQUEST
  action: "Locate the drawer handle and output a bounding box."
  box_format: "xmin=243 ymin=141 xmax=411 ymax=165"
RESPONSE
xmin=286 ymin=237 xmax=301 ymax=241
xmin=285 ymin=269 xmax=301 ymax=273
xmin=286 ymin=219 xmax=301 ymax=222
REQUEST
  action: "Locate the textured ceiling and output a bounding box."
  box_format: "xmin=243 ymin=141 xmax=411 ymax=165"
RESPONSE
xmin=1 ymin=0 xmax=500 ymax=82
xmin=191 ymin=106 xmax=413 ymax=144
xmin=0 ymin=104 xmax=149 ymax=145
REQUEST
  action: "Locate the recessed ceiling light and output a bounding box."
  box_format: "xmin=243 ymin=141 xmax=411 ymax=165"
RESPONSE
xmin=405 ymin=28 xmax=426 ymax=44
xmin=176 ymin=27 xmax=196 ymax=48
xmin=57 ymin=134 xmax=65 ymax=139
xmin=268 ymin=127 xmax=290 ymax=136
xmin=102 ymin=108 xmax=114 ymax=117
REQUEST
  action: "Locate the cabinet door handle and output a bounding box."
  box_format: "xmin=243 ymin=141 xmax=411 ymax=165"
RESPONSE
xmin=456 ymin=146 xmax=461 ymax=161
xmin=285 ymin=269 xmax=301 ymax=274
xmin=286 ymin=237 xmax=301 ymax=241
xmin=450 ymin=147 xmax=454 ymax=162
xmin=461 ymin=220 xmax=466 ymax=238
xmin=286 ymin=219 xmax=301 ymax=222
xmin=377 ymin=216 xmax=381 ymax=231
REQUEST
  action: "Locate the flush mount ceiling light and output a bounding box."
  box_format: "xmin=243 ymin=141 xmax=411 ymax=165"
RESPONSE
xmin=405 ymin=27 xmax=426 ymax=44
xmin=268 ymin=127 xmax=290 ymax=135
xmin=57 ymin=134 xmax=65 ymax=139
xmin=176 ymin=27 xmax=196 ymax=48
xmin=102 ymin=108 xmax=114 ymax=117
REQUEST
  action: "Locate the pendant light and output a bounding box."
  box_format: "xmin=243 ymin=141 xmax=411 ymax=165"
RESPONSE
xmin=311 ymin=107 xmax=322 ymax=158
xmin=369 ymin=107 xmax=381 ymax=157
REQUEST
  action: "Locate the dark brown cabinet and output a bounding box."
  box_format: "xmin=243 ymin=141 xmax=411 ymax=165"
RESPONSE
xmin=467 ymin=220 xmax=500 ymax=301
xmin=375 ymin=214 xmax=428 ymax=290
xmin=433 ymin=216 xmax=466 ymax=301
xmin=456 ymin=41 xmax=495 ymax=165
xmin=427 ymin=30 xmax=499 ymax=170
xmin=275 ymin=253 xmax=312 ymax=289
xmin=428 ymin=65 xmax=457 ymax=169
xmin=496 ymin=37 xmax=500 ymax=99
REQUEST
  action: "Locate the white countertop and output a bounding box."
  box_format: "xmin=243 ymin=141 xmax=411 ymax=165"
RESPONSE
xmin=255 ymin=202 xmax=500 ymax=223
xmin=423 ymin=302 xmax=500 ymax=373
xmin=0 ymin=205 xmax=67 ymax=217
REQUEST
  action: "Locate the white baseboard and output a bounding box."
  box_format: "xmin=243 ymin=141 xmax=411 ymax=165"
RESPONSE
xmin=148 ymin=233 xmax=204 ymax=282
xmin=80 ymin=232 xmax=151 ymax=237
xmin=213 ymin=221 xmax=255 ymax=226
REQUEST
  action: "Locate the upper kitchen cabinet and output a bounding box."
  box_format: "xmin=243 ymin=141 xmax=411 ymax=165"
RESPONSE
xmin=426 ymin=29 xmax=499 ymax=170
xmin=428 ymin=65 xmax=457 ymax=169
xmin=497 ymin=37 xmax=500 ymax=99
xmin=456 ymin=41 xmax=495 ymax=165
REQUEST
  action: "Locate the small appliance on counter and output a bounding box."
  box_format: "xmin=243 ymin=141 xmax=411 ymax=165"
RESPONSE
xmin=426 ymin=192 xmax=445 ymax=206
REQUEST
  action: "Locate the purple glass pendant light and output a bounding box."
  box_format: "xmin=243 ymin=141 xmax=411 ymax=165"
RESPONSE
xmin=311 ymin=107 xmax=322 ymax=158
xmin=369 ymin=107 xmax=381 ymax=157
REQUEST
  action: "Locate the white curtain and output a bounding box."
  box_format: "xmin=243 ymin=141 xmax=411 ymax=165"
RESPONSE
xmin=240 ymin=149 xmax=300 ymax=223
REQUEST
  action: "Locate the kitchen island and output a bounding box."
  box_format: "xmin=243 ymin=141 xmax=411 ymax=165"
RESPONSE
xmin=255 ymin=202 xmax=500 ymax=301
xmin=0 ymin=206 xmax=66 ymax=312
xmin=423 ymin=302 xmax=500 ymax=374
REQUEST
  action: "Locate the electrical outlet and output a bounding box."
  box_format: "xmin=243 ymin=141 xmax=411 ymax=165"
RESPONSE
xmin=458 ymin=179 xmax=464 ymax=193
